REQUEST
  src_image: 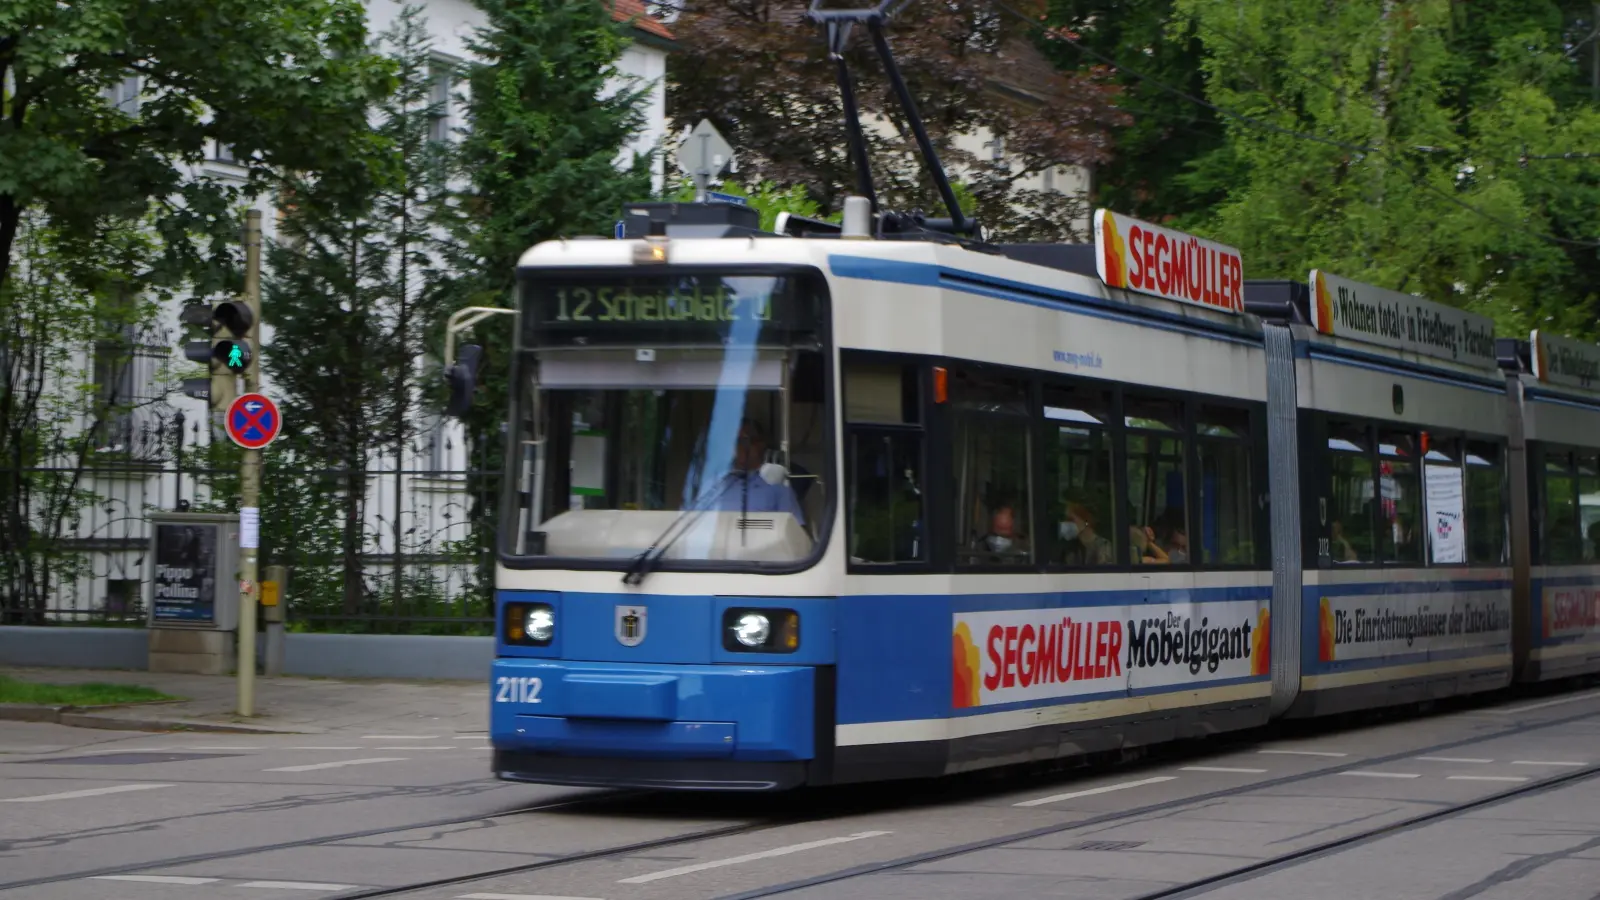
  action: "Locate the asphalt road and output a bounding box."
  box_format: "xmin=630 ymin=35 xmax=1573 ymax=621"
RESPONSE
xmin=3 ymin=687 xmax=1599 ymax=900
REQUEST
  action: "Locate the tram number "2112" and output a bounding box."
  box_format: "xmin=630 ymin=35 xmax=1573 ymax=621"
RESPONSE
xmin=494 ymin=676 xmax=543 ymax=704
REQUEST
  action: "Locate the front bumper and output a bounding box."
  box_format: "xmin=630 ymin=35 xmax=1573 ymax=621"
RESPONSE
xmin=489 ymin=658 xmax=817 ymax=790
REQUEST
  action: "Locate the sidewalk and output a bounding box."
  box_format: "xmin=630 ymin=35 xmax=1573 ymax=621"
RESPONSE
xmin=0 ymin=666 xmax=485 ymax=736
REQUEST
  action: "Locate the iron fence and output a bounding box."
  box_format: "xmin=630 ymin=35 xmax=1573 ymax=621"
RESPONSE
xmin=0 ymin=407 xmax=502 ymax=635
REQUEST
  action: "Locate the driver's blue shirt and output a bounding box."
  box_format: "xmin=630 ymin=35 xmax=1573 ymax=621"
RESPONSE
xmin=701 ymin=471 xmax=805 ymax=525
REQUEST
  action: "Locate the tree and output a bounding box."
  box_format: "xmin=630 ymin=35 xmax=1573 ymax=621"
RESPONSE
xmin=1041 ymin=0 xmax=1231 ymax=224
xmin=432 ymin=0 xmax=654 ymax=586
xmin=668 ymin=0 xmax=1127 ymax=241
xmin=1167 ymin=0 xmax=1600 ymax=335
xmin=0 ymin=0 xmax=389 ymax=619
xmin=264 ymin=5 xmax=452 ymax=618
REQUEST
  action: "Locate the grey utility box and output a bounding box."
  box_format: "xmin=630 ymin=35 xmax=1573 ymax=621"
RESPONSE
xmin=145 ymin=512 xmax=241 ymax=674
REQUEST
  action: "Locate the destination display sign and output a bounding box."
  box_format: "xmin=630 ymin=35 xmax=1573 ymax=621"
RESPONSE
xmin=1310 ymin=270 xmax=1496 ymax=369
xmin=522 ymin=273 xmax=819 ymax=346
xmin=1094 ymin=209 xmax=1243 ymax=314
xmin=1532 ymin=329 xmax=1600 ymax=391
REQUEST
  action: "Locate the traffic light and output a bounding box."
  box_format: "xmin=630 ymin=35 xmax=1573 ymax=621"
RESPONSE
xmin=181 ymin=300 xmax=254 ymax=375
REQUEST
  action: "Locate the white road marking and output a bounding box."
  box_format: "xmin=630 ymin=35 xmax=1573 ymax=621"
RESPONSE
xmin=265 ymin=757 xmax=407 ymax=773
xmin=1258 ymin=749 xmax=1348 ymax=758
xmin=454 ymin=735 xmax=489 ymax=740
xmin=90 ymin=875 xmax=219 ymax=885
xmin=617 ymin=831 xmax=893 ymax=884
xmin=285 ymin=746 xmax=364 ymax=751
xmin=1014 ymin=776 xmax=1178 ymax=808
xmin=374 ymin=746 xmax=453 ymax=751
xmin=458 ymin=894 xmax=605 ymax=900
xmin=1181 ymin=766 xmax=1267 ymax=774
xmin=360 ymin=734 xmax=437 ymax=739
xmin=239 ymin=881 xmax=358 ymax=891
xmin=1448 ymin=775 xmax=1529 ymax=782
xmin=1417 ymin=757 xmax=1493 ymax=764
xmin=1340 ymin=771 xmax=1420 ymax=779
xmin=5 ymin=784 xmax=172 ymax=803
xmin=457 ymin=895 xmax=605 ymax=900
xmin=184 ymin=745 xmax=262 ymax=751
xmin=1512 ymin=760 xmax=1587 ymax=767
xmin=1491 ymin=689 xmax=1600 ymax=714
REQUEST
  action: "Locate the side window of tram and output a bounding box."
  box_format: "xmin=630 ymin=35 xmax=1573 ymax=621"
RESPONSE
xmin=1325 ymin=421 xmax=1375 ymax=563
xmin=1123 ymin=395 xmax=1185 ymax=566
xmin=951 ymin=368 xmax=1033 ymax=566
xmin=1378 ymin=430 xmax=1423 ymax=565
xmin=1043 ymin=384 xmax=1116 ymax=568
xmin=1465 ymin=440 xmax=1507 ymax=565
xmin=1541 ymin=450 xmax=1580 ymax=564
xmin=1196 ymin=406 xmax=1252 ymax=566
xmin=843 ymin=360 xmax=925 ymax=566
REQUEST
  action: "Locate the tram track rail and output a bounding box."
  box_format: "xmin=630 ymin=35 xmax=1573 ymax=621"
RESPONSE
xmin=708 ymin=700 xmax=1600 ymax=900
xmin=9 ymin=683 xmax=1598 ymax=898
xmin=0 ymin=789 xmax=772 ymax=893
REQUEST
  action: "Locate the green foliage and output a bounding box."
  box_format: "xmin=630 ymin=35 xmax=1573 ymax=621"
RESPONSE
xmin=1039 ymin=0 xmax=1600 ymax=337
xmin=668 ymin=179 xmax=833 ymax=231
xmin=1044 ymin=0 xmax=1230 ymax=223
xmin=0 ymin=0 xmax=389 ymax=619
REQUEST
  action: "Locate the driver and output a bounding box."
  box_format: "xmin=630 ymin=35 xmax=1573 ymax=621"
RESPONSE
xmin=705 ymin=418 xmax=805 ymax=525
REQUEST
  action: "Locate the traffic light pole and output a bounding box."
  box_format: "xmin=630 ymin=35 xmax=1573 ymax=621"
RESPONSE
xmin=238 ymin=209 xmax=262 ymax=717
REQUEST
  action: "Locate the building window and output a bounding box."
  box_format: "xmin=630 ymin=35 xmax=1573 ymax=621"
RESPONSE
xmin=428 ymin=61 xmax=455 ymax=143
xmin=105 ymin=74 xmax=140 ymax=115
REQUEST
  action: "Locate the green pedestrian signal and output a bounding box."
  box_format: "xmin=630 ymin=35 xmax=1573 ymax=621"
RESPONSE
xmin=215 ymin=339 xmax=251 ymax=373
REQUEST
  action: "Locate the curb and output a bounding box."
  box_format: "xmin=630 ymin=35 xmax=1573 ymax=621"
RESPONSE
xmin=0 ymin=704 xmax=307 ymax=735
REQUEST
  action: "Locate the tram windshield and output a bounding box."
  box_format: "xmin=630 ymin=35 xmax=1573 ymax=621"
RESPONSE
xmin=502 ymin=270 xmax=831 ymax=569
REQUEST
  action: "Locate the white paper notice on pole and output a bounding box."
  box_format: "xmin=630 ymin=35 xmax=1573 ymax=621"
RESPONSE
xmin=240 ymin=507 xmax=260 ymax=550
xmin=1425 ymin=464 xmax=1464 ymax=564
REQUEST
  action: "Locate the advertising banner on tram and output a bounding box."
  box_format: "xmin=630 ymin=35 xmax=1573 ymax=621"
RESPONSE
xmin=1309 ymin=270 xmax=1497 ymax=369
xmin=1093 ymin=210 xmax=1244 ymax=315
xmin=1542 ymin=585 xmax=1600 ymax=641
xmin=1315 ymin=590 xmax=1511 ymax=662
xmin=951 ymin=601 xmax=1270 ymax=709
xmin=1531 ymin=329 xmax=1600 ymax=392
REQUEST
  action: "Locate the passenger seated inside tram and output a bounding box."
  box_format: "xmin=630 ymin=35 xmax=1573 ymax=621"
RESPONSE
xmin=1059 ymin=502 xmax=1114 ymax=566
xmin=974 ymin=503 xmax=1029 ymax=562
xmin=700 ymin=418 xmax=805 ymax=525
xmin=1155 ymin=511 xmax=1189 ymax=564
xmin=1131 ymin=523 xmax=1170 ymax=564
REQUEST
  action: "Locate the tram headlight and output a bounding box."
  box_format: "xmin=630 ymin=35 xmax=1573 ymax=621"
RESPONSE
xmin=525 ymin=606 xmax=555 ymax=643
xmin=734 ymin=613 xmax=770 ymax=647
xmin=504 ymin=601 xmax=555 ymax=646
xmin=722 ymin=607 xmax=799 ymax=653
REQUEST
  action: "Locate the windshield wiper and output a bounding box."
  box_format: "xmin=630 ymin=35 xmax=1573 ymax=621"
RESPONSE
xmin=621 ymin=473 xmax=742 ymax=586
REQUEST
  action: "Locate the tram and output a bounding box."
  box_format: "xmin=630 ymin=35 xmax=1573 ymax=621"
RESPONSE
xmin=453 ymin=196 xmax=1600 ymax=791
xmin=451 ymin=1 xmax=1599 ymax=792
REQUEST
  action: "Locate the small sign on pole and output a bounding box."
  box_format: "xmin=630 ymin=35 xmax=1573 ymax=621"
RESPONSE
xmin=675 ymin=119 xmax=735 ymax=201
xmin=706 ymin=191 xmax=749 ymax=206
xmin=225 ymin=393 xmax=281 ymax=450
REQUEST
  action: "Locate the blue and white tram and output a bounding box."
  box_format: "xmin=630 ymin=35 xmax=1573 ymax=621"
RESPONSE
xmin=473 ymin=199 xmax=1597 ymax=791
xmin=1506 ymin=330 xmax=1600 ymax=681
xmin=1244 ymin=274 xmax=1515 ymax=717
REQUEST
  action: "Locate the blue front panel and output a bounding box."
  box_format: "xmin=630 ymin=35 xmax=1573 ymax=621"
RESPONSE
xmin=836 ymin=584 xmax=1272 ymax=728
xmin=1299 ymin=577 xmax=1513 ymax=681
xmin=491 ymin=658 xmax=814 ymax=761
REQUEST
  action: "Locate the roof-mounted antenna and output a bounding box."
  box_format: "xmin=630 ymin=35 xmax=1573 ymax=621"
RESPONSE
xmin=808 ymin=1 xmax=977 ymax=238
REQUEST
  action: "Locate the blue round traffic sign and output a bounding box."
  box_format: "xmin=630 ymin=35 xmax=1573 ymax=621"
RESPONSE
xmin=226 ymin=393 xmax=282 ymax=449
